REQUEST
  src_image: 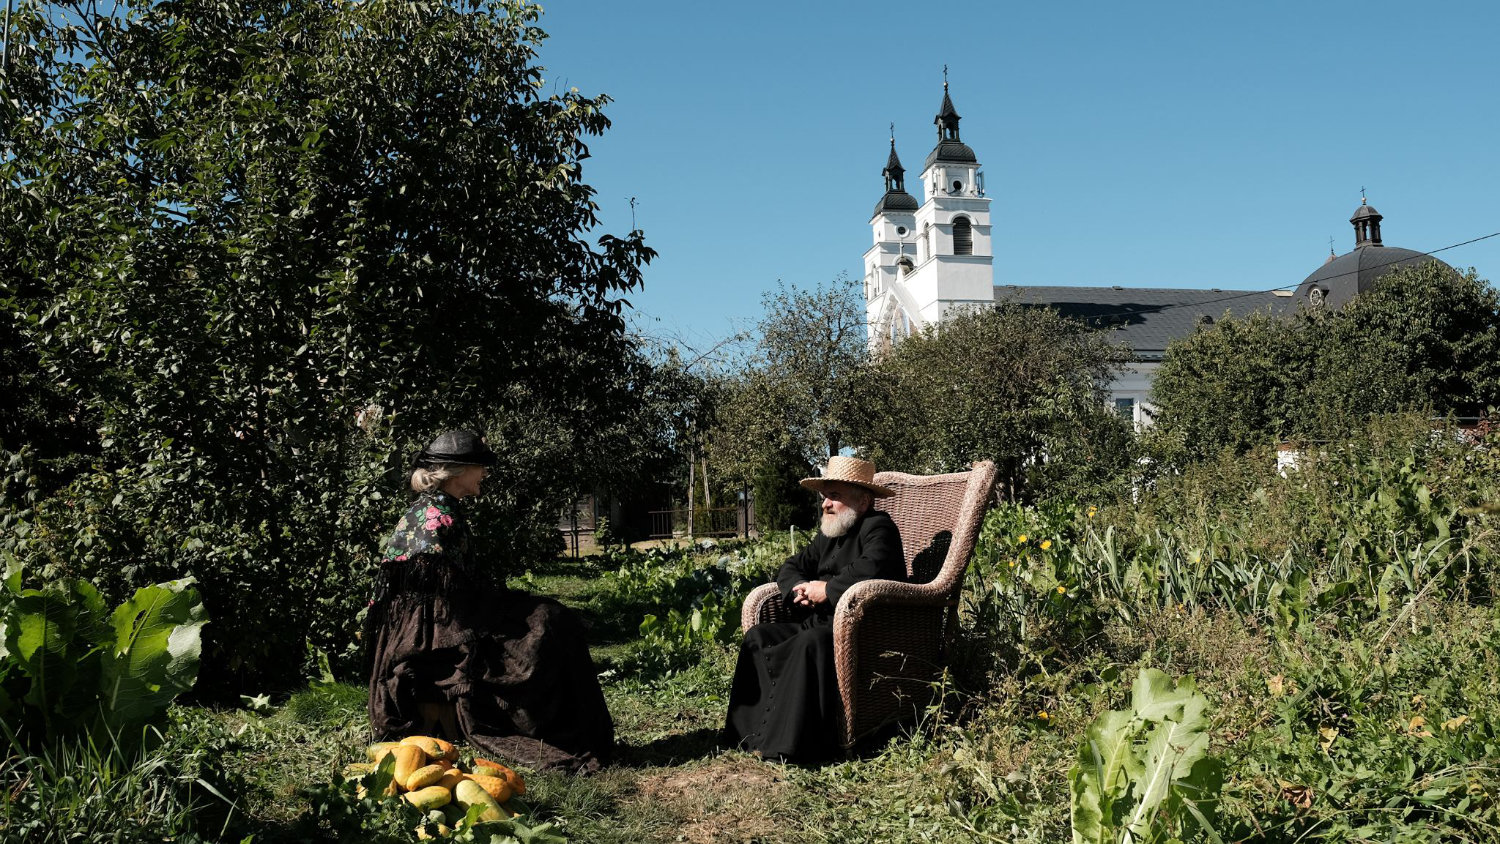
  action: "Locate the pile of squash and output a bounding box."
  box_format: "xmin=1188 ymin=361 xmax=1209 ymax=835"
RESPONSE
xmin=340 ymin=735 xmax=530 ymax=839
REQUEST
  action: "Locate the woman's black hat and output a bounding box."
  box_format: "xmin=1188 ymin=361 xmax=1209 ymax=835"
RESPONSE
xmin=412 ymin=429 xmax=498 ymax=468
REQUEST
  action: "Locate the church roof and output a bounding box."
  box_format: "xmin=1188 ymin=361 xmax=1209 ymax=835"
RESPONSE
xmin=1295 ymin=200 xmax=1454 ymax=310
xmin=994 ymin=285 xmax=1296 ymax=361
xmin=873 ymin=190 xmax=919 ymax=215
xmin=924 ymin=140 xmax=978 ymax=168
xmin=1296 ymin=246 xmax=1447 ymax=310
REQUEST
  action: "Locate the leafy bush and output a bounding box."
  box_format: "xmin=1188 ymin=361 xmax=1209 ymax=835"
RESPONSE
xmin=1 ymin=0 xmax=657 ymax=696
xmin=0 ymin=568 xmax=205 ymax=753
xmin=0 ymin=713 xmax=241 ymax=844
xmin=593 ymin=542 xmax=782 ymax=677
xmin=1149 ymin=263 xmax=1500 ymax=461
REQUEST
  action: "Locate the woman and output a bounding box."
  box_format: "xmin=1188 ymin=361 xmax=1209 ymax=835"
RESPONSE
xmin=366 ymin=429 xmax=613 ymax=773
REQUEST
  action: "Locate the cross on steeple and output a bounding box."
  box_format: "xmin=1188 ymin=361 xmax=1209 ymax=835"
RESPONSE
xmin=943 ymin=64 xmax=949 ymax=87
xmin=1360 ymin=186 xmax=1367 ymax=203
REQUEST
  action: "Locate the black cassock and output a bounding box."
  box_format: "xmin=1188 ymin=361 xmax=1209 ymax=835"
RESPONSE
xmin=723 ymin=510 xmax=903 ymax=762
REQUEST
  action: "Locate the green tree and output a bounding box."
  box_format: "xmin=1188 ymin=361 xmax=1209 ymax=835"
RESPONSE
xmin=851 ymin=304 xmax=1133 ymax=501
xmin=1145 ymin=310 xmax=1310 ymax=461
xmin=1149 ymin=263 xmax=1500 ymax=463
xmin=1 ymin=0 xmax=653 ymax=692
xmin=750 ymin=447 xmax=820 ymax=532
xmin=1305 ymin=263 xmax=1500 ymax=433
xmin=710 ymin=275 xmax=867 ymax=489
xmin=717 ymin=275 xmax=867 ymax=468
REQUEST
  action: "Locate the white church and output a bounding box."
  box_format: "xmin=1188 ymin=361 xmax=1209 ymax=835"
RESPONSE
xmin=863 ymin=82 xmax=1448 ymax=426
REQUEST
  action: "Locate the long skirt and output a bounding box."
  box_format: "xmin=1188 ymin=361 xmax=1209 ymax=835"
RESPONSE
xmin=722 ymin=613 xmax=843 ymax=763
xmin=368 ymin=588 xmax=613 ymax=773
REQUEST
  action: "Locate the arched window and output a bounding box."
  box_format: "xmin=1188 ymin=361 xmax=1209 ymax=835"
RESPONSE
xmin=896 ymin=256 xmax=913 ymax=277
xmin=952 ymin=216 xmax=973 ymax=256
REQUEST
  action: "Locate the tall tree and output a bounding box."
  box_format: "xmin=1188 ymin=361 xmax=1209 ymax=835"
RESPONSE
xmin=711 ymin=274 xmax=868 ymax=482
xmin=851 ymin=304 xmax=1133 ymax=501
xmin=0 ymin=0 xmax=653 ymax=691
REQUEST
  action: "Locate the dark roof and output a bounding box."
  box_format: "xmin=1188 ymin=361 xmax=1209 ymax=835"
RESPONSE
xmin=873 ymin=190 xmax=919 ymax=215
xmin=994 ymin=285 xmax=1296 ymax=360
xmin=1350 ymin=202 xmax=1382 ymax=222
xmin=884 ymin=145 xmax=904 ymax=175
xmin=924 ymin=140 xmax=977 ymax=168
xmin=1296 ymin=246 xmax=1450 ymax=310
xmin=937 ymin=89 xmax=959 ymax=121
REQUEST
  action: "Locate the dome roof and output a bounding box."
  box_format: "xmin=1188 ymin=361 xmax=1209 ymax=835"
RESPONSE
xmin=1296 ymin=245 xmax=1450 ymax=310
xmin=924 ymin=140 xmax=977 ymax=168
xmin=873 ymin=190 xmax=918 ymax=215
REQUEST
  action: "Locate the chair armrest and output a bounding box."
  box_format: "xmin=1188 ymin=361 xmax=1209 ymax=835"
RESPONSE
xmin=834 ymin=578 xmax=952 ymax=627
xmin=741 ymin=582 xmax=784 ymax=631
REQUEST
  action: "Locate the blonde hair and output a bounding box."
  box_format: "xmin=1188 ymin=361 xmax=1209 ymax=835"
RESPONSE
xmin=410 ymin=463 xmax=465 ymax=494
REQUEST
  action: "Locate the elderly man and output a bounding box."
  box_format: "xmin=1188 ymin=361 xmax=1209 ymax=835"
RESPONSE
xmin=723 ymin=456 xmax=904 ymax=762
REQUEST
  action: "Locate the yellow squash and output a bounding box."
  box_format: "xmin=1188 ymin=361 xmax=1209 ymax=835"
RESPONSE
xmin=389 ymin=744 xmax=428 ymax=791
xmin=404 ymin=785 xmax=452 ymax=811
xmin=453 ymin=779 xmax=505 ymax=823
xmin=405 ymin=763 xmax=448 ymax=791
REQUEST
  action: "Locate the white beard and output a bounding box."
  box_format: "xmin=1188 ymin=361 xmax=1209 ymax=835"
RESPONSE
xmin=820 ymin=507 xmax=860 ymax=538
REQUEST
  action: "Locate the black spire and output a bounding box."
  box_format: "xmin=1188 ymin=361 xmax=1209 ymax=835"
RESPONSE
xmin=873 ymin=130 xmax=918 ymax=216
xmin=935 ymin=77 xmax=961 ymax=142
xmin=883 ymin=133 xmax=905 ymax=193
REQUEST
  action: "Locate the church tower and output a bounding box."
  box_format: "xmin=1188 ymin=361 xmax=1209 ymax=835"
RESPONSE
xmin=903 ymin=77 xmax=994 ymax=331
xmin=864 ymin=131 xmax=919 ymax=351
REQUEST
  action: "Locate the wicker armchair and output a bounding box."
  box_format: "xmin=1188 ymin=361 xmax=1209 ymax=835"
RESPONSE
xmin=739 ymin=460 xmax=997 ymax=750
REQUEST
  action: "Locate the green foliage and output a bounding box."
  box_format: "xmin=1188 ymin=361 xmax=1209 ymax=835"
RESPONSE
xmin=852 ymin=303 xmax=1135 ymax=501
xmin=0 ymin=0 xmax=655 ymax=693
xmin=592 ymin=543 xmax=780 ymax=677
xmin=750 ymin=447 xmax=820 ymax=531
xmin=711 ymin=275 xmax=868 ymax=480
xmin=0 ymin=569 xmax=205 ymax=753
xmin=1069 ymin=668 xmax=1224 ymax=844
xmin=1149 ymin=263 xmax=1500 ymax=461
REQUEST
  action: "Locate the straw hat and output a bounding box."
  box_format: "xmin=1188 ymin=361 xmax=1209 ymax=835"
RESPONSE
xmin=800 ymin=456 xmax=893 ymax=499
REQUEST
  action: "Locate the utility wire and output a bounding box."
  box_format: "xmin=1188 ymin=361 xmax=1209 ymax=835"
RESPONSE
xmin=997 ymin=230 xmax=1500 ymax=324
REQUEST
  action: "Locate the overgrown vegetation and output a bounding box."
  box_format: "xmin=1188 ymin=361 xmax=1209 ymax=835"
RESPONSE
xmin=6 ymin=414 xmax=1492 ymax=841
xmin=1149 ymin=261 xmax=1500 ymax=461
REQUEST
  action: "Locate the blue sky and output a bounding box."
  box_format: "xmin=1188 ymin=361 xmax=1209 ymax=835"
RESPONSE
xmin=536 ymin=1 xmax=1500 ymax=353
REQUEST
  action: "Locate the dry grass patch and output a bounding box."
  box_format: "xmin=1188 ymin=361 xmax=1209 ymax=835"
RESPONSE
xmin=635 ymin=757 xmax=790 ymax=844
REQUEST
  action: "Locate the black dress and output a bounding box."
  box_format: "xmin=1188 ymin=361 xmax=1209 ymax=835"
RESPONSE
xmin=366 ymin=491 xmax=613 ymax=773
xmin=723 ymin=510 xmax=904 ymax=762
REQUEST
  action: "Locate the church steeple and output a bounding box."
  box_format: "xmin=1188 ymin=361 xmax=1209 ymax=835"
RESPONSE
xmin=923 ymin=73 xmax=977 ymax=171
xmin=935 ymin=74 xmax=961 ymax=142
xmin=873 ymin=130 xmax=917 ymax=216
xmin=883 ymin=136 xmax=905 ymax=193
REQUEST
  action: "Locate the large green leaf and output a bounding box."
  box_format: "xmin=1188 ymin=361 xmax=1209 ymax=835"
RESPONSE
xmin=7 ymin=584 xmax=86 ymax=721
xmin=97 ymin=577 xmax=206 ymax=732
xmin=1070 ymin=709 xmax=1137 ymax=844
xmin=1124 ymin=678 xmax=1211 ymax=842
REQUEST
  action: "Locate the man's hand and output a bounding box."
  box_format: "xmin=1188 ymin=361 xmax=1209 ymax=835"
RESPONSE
xmin=791 ymin=580 xmax=829 ymax=607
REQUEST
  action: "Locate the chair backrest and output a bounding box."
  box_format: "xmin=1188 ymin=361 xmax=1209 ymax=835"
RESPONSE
xmin=872 ymin=461 xmax=998 ymax=597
